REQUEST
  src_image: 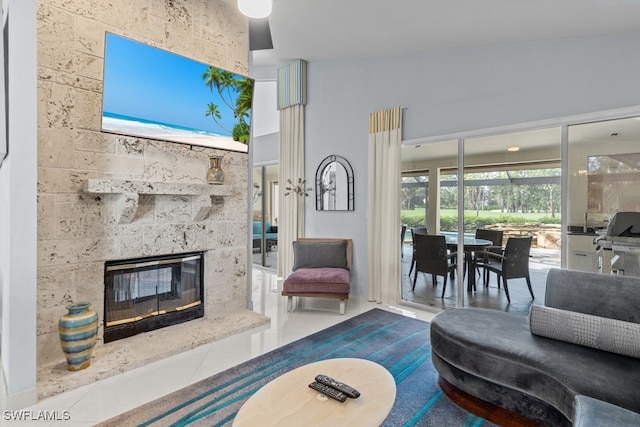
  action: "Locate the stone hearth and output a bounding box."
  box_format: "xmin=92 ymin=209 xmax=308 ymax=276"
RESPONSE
xmin=37 ymin=311 xmax=269 ymax=400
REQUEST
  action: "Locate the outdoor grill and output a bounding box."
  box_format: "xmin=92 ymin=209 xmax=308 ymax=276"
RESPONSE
xmin=594 ymin=211 xmax=640 ymax=277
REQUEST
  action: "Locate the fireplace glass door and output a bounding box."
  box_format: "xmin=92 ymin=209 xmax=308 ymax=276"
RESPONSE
xmin=104 ymin=252 xmax=204 ymax=342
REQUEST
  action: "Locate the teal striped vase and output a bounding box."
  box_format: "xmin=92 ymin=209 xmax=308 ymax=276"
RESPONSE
xmin=58 ymin=302 xmax=99 ymax=371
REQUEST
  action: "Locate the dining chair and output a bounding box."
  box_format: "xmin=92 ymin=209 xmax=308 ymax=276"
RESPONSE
xmin=474 ymin=229 xmax=504 ymax=285
xmin=408 ymin=227 xmax=428 ymax=277
xmin=476 ymin=236 xmax=534 ymax=303
xmin=412 ymin=233 xmax=457 ymax=298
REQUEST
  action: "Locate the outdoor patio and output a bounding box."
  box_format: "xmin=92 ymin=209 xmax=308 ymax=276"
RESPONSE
xmin=401 ymin=242 xmax=560 ymax=316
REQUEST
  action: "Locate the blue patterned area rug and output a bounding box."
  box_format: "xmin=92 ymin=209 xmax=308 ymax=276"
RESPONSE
xmin=99 ymin=308 xmax=495 ymax=426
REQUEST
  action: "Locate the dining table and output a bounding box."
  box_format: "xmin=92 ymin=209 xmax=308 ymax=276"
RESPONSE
xmin=443 ymin=234 xmax=493 ymax=292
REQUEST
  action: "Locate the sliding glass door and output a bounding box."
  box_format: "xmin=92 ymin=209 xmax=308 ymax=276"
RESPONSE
xmin=401 ymin=129 xmax=562 ymax=310
xmin=252 ymin=164 xmax=279 ymax=269
xmin=401 ymin=111 xmax=640 ymax=311
xmin=400 ymin=140 xmax=458 ymax=309
xmin=567 ymin=117 xmax=640 ymax=275
xmin=463 ymin=128 xmax=561 ymax=309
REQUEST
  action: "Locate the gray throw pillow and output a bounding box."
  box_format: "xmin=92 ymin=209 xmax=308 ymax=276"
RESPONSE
xmin=292 ymin=240 xmax=348 ymax=271
xmin=529 ymin=305 xmax=640 ymax=359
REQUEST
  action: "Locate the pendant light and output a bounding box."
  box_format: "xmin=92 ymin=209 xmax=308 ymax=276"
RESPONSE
xmin=238 ymin=0 xmax=273 ymax=19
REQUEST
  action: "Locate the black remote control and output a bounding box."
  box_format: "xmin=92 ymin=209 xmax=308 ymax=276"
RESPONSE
xmin=315 ymin=374 xmax=361 ymax=398
xmin=308 ymin=381 xmax=347 ymax=402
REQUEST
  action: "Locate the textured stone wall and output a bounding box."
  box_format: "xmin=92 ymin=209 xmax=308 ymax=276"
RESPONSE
xmin=487 ymin=224 xmax=562 ymax=249
xmin=36 ymin=0 xmax=249 ymax=367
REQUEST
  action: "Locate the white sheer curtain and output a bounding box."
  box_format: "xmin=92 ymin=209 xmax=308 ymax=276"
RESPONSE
xmin=367 ymin=107 xmax=403 ymax=304
xmin=277 ymin=104 xmax=305 ymax=277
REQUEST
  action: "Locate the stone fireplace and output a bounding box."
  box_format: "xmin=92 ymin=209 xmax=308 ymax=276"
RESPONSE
xmin=35 ymin=0 xmax=269 ymax=400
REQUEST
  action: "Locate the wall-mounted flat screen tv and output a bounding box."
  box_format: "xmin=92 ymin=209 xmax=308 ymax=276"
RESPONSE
xmin=101 ymin=32 xmax=254 ymax=153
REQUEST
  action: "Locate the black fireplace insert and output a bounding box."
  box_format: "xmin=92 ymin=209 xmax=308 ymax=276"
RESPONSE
xmin=104 ymin=252 xmax=204 ymax=343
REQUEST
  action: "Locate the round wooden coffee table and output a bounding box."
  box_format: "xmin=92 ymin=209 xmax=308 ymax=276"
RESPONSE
xmin=232 ymin=358 xmax=396 ymax=427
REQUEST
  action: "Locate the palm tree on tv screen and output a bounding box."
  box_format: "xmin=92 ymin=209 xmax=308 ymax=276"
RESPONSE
xmin=202 ymin=67 xmax=254 ymax=143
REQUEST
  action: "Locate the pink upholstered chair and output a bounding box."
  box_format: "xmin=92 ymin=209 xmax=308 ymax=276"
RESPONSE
xmin=281 ymin=238 xmax=352 ymax=314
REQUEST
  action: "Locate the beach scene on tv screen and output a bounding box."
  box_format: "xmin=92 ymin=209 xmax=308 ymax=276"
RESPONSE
xmin=101 ymin=33 xmax=253 ymax=153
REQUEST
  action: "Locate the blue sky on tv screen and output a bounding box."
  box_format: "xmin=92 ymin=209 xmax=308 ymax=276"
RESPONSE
xmin=102 ymin=33 xmax=249 ymax=137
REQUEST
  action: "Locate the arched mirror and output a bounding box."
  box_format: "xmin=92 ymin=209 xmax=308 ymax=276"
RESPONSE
xmin=315 ymin=155 xmax=354 ymax=211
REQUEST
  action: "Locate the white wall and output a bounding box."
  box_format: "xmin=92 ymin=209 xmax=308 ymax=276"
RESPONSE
xmin=252 ymin=80 xmax=278 ymax=138
xmin=252 ymin=132 xmax=278 ymax=164
xmin=302 ymin=32 xmax=640 ymax=299
xmin=0 ymin=0 xmax=38 ymax=408
xmin=250 ymin=79 xmax=279 ymax=165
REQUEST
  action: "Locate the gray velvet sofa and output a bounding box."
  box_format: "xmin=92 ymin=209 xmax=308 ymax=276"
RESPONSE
xmin=430 ymin=268 xmax=640 ymax=426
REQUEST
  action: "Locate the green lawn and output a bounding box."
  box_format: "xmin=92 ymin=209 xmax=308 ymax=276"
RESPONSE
xmin=401 ymin=208 xmax=561 ymax=232
xmin=402 ymin=208 xmax=560 ymax=220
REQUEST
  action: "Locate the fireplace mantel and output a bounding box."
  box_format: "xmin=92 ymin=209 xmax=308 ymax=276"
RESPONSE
xmin=83 ymin=178 xmax=232 ymax=224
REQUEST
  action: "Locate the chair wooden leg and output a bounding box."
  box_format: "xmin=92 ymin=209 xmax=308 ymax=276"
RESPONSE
xmin=526 ymin=276 xmax=535 ymax=299
xmin=441 ymin=274 xmax=447 ymax=298
xmin=339 ymin=299 xmax=346 ymax=315
xmin=287 ymin=296 xmax=293 ymax=312
xmin=502 ymin=277 xmax=510 ymax=303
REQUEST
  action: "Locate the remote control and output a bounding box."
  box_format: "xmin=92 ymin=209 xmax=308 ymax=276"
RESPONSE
xmin=308 ymin=381 xmax=347 ymax=402
xmin=315 ymin=374 xmax=361 ymax=398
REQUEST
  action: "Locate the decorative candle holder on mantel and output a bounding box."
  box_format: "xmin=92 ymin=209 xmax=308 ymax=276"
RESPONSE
xmin=207 ymin=156 xmax=224 ymax=185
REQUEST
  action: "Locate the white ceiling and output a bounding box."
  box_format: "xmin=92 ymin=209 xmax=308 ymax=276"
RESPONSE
xmin=252 ymin=0 xmax=640 ymax=69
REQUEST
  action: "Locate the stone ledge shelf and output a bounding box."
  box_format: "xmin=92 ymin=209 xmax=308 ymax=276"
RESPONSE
xmin=83 ymin=178 xmax=232 ymax=224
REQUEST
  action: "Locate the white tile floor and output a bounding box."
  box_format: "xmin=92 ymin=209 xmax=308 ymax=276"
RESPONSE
xmin=6 ymin=268 xmax=435 ymax=426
